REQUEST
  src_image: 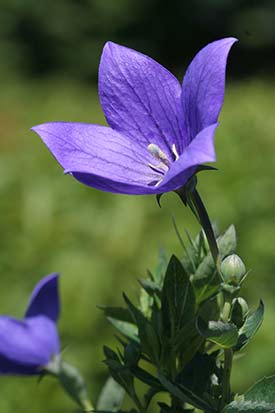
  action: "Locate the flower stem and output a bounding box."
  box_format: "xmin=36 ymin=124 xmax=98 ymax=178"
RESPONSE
xmin=176 ymin=185 xmax=219 ymax=266
xmin=220 ymin=298 xmax=233 ymax=409
xmin=221 ymin=348 xmax=233 ymax=409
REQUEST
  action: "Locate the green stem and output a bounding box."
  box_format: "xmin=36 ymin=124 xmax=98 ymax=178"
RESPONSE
xmin=189 ymin=189 xmax=219 ymax=265
xmin=220 ymin=298 xmax=233 ymax=409
xmin=176 ymin=187 xmax=219 ymax=266
xmin=221 ymin=349 xmax=233 ymax=409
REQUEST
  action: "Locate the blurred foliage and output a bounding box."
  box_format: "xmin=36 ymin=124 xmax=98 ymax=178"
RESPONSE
xmin=0 ymin=0 xmax=275 ymax=81
xmin=0 ymin=77 xmax=274 ymax=410
xmin=0 ymin=0 xmax=274 ymax=410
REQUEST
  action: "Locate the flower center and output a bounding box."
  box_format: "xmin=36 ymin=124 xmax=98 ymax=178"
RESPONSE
xmin=147 ymin=143 xmax=179 ymax=187
xmin=147 ymin=143 xmax=170 ymax=168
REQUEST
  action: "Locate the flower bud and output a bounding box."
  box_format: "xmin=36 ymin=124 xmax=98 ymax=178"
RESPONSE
xmin=231 ymin=297 xmax=249 ymax=328
xmin=220 ymin=254 xmax=246 ymax=285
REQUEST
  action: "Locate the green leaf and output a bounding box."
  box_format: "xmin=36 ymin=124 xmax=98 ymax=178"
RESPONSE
xmin=107 ymin=317 xmax=138 ymax=342
xmin=123 ymin=294 xmax=160 ymax=363
xmin=103 ymin=347 xmax=134 ymax=400
xmin=235 ymin=300 xmax=264 ymax=351
xmin=192 ymin=225 xmax=237 ymax=303
xmin=97 ymin=377 xmax=125 ymax=412
xmin=178 ymin=352 xmax=220 ymax=408
xmin=223 ymin=400 xmax=275 ymax=413
xmin=197 ymin=318 xmax=238 ymax=348
xmin=245 ymin=376 xmax=275 ymax=404
xmin=99 ymin=306 xmax=133 ymax=323
xmin=174 ymin=320 xmax=204 ymax=368
xmin=161 ymin=255 xmax=196 ymax=338
xmin=154 ymin=248 xmax=168 ymax=285
xmin=130 ymin=366 xmax=163 ymax=389
xmin=158 ymin=373 xmax=213 ymax=412
xmin=139 ymin=279 xmax=161 ymax=296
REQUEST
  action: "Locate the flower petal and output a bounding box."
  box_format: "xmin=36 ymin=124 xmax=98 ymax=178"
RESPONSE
xmin=159 ymin=123 xmax=218 ymax=192
xmin=32 ymin=122 xmax=161 ymax=194
xmin=182 ymin=38 xmax=237 ymax=143
xmin=99 ymin=41 xmax=186 ymax=157
xmin=25 ymin=274 xmax=60 ymax=322
xmin=0 ymin=316 xmax=59 ymax=374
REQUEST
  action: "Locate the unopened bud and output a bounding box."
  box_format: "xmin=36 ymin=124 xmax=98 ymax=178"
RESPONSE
xmin=231 ymin=297 xmax=249 ymax=328
xmin=221 ymin=254 xmax=246 ymax=285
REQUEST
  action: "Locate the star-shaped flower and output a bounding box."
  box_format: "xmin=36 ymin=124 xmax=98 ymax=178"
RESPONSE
xmin=0 ymin=274 xmax=60 ymax=375
xmin=32 ymin=38 xmax=237 ymax=195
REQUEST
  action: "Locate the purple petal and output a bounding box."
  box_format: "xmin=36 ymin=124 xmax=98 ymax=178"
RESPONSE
xmin=182 ymin=38 xmax=237 ymax=143
xmin=99 ymin=42 xmax=186 ymax=157
xmin=25 ymin=273 xmax=60 ymax=322
xmin=32 ymin=122 xmax=162 ymax=194
xmin=158 ymin=123 xmax=218 ymax=192
xmin=0 ymin=316 xmax=59 ymax=375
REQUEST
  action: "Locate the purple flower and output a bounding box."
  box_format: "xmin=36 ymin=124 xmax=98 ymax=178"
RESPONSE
xmin=0 ymin=274 xmax=60 ymax=375
xmin=32 ymin=38 xmax=237 ymax=195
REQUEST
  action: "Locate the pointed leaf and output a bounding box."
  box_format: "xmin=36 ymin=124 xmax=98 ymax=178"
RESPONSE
xmin=161 ymin=255 xmax=196 ymax=338
xmin=107 ymin=318 xmax=138 ymax=342
xmin=197 ymin=318 xmax=238 ymax=348
xmin=130 ymin=366 xmax=163 ymax=389
xmin=235 ymin=300 xmax=264 ymax=351
xmin=158 ymin=373 xmax=213 ymax=412
xmin=97 ymin=377 xmax=125 ymax=412
xmin=245 ymin=376 xmax=275 ymax=404
xmin=139 ymin=279 xmax=161 ymax=296
xmin=223 ymin=400 xmax=275 ymax=413
xmin=154 ymin=248 xmax=168 ymax=285
xmin=123 ymin=294 xmax=160 ymax=362
xmin=99 ymin=306 xmax=133 ymax=323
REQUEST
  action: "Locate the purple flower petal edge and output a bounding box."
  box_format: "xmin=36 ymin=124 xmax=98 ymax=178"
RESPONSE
xmin=0 ymin=274 xmax=60 ymax=375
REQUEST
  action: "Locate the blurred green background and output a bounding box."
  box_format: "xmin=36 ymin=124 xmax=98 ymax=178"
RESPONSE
xmin=0 ymin=0 xmax=275 ymax=411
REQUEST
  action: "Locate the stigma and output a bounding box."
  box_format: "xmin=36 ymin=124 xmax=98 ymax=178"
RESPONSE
xmin=147 ymin=143 xmax=179 ymax=187
xmin=147 ymin=144 xmax=170 ymax=167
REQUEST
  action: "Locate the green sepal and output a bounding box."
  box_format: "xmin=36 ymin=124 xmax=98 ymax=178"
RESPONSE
xmin=230 ymin=298 xmax=249 ymax=329
xmin=197 ymin=318 xmax=239 ymax=348
xmin=191 ymin=225 xmax=237 ymax=303
xmin=234 ymin=300 xmax=264 ymax=351
xmin=97 ymin=376 xmax=126 ymax=412
xmin=223 ymin=400 xmax=275 ymax=413
xmin=156 ymin=193 xmax=163 ymax=207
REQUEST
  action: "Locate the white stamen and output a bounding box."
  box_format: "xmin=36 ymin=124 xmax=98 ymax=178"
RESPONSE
xmin=172 ymin=144 xmax=179 ymax=160
xmin=147 ymin=143 xmax=170 ymax=167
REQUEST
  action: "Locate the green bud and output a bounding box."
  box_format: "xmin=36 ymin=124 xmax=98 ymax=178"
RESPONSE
xmin=231 ymin=297 xmax=249 ymax=328
xmin=220 ymin=254 xmax=246 ymax=285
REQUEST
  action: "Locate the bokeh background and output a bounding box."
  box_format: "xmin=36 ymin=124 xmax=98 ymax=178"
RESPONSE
xmin=0 ymin=0 xmax=275 ymax=411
